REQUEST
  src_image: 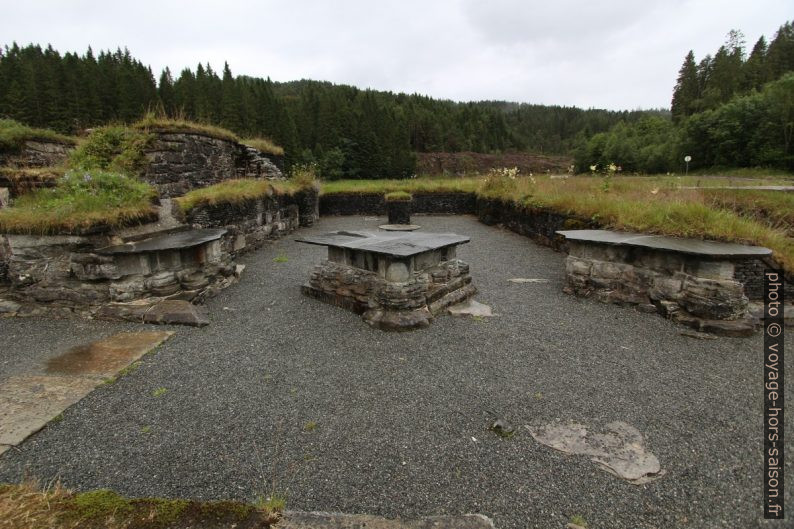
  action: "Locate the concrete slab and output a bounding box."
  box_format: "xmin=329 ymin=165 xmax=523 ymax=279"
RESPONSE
xmin=0 ymin=331 xmax=173 ymax=450
xmin=0 ymin=375 xmax=99 ymax=445
xmin=45 ymin=331 xmax=174 ymax=376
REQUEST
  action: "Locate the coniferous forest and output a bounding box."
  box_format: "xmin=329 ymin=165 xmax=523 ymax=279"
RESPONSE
xmin=1 ymin=19 xmax=793 ymax=177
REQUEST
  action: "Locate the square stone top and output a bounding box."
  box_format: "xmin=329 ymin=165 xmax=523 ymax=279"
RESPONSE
xmin=97 ymin=228 xmax=227 ymax=255
xmin=296 ymin=230 xmax=470 ymax=258
xmin=557 ymin=229 xmax=772 ymax=258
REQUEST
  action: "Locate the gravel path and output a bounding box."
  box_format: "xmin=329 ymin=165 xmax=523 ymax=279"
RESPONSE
xmin=0 ymin=215 xmax=791 ymax=529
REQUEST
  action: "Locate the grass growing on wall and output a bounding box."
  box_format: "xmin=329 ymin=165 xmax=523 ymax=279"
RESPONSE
xmin=134 ymin=113 xmax=240 ymax=143
xmin=173 ymin=178 xmax=274 ymax=213
xmin=0 ymin=170 xmax=156 ymax=234
xmin=241 ymin=137 xmax=285 ymax=156
xmin=323 ymin=174 xmax=794 ymax=273
xmin=0 ymin=119 xmax=78 ymax=153
xmin=321 ymin=177 xmax=481 ymax=196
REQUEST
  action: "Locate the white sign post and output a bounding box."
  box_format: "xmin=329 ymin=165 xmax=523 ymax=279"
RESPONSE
xmin=684 ymin=155 xmax=692 ymax=176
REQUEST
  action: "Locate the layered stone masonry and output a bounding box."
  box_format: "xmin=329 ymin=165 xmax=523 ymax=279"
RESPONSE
xmin=559 ymin=230 xmax=774 ymax=336
xmin=141 ymin=132 xmax=282 ymax=198
xmin=299 ymin=231 xmax=476 ymax=330
xmin=0 ymin=229 xmax=236 ymax=320
xmin=0 ymin=140 xmax=72 ymax=168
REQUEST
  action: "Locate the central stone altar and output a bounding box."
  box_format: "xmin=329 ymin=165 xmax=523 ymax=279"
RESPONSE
xmin=297 ymin=230 xmax=476 ymax=330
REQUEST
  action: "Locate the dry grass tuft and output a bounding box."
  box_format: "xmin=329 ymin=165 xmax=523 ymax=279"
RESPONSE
xmin=241 ymin=137 xmax=285 ymax=156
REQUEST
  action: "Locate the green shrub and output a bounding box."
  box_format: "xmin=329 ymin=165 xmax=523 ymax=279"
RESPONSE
xmin=68 ymin=126 xmax=152 ymax=175
xmin=0 ymin=169 xmax=156 ymax=234
xmin=290 ymin=163 xmax=319 ymax=191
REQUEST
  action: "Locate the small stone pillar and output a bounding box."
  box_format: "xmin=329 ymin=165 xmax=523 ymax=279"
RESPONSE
xmin=385 ymin=192 xmax=412 ymax=225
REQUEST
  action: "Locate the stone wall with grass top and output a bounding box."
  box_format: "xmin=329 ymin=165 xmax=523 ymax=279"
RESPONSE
xmin=0 ymin=139 xmax=73 ymax=169
xmin=141 ymin=131 xmax=283 ymax=198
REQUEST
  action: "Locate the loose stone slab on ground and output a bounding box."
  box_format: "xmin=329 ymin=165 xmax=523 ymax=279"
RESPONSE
xmin=527 ymin=421 xmax=665 ymax=485
xmin=448 ymin=299 xmax=494 ymax=317
xmin=0 ymin=331 xmax=172 ymax=456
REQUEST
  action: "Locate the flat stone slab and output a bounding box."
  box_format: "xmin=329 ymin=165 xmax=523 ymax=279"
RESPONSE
xmin=97 ymin=228 xmax=226 ymax=254
xmin=45 ymin=331 xmax=174 ymax=376
xmin=280 ymin=512 xmax=495 ymax=529
xmin=527 ymin=421 xmax=665 ymax=485
xmin=297 ymin=230 xmax=469 ymax=258
xmin=448 ymin=299 xmax=493 ymax=317
xmin=379 ymin=224 xmax=421 ymax=231
xmin=557 ymin=229 xmax=772 ymax=258
xmin=0 ymin=331 xmax=173 ymax=449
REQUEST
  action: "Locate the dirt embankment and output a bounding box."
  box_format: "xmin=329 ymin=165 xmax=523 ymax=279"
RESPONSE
xmin=416 ymin=151 xmax=572 ymax=176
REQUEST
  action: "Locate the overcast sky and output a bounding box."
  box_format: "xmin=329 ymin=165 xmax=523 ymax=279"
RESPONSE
xmin=1 ymin=0 xmax=791 ymax=110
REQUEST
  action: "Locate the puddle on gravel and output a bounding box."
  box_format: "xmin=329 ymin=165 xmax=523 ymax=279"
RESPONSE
xmin=45 ymin=331 xmax=173 ymax=376
xmin=527 ymin=420 xmax=665 ymax=484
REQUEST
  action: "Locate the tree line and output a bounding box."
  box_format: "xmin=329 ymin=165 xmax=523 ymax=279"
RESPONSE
xmin=577 ymin=20 xmax=794 ymax=173
xmin=0 ymin=42 xmax=660 ymax=178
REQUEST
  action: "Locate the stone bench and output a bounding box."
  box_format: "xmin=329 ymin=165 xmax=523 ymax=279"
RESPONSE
xmin=556 ymin=229 xmax=774 ymax=336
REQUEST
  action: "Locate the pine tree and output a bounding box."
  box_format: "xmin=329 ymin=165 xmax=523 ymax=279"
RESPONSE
xmin=671 ymin=51 xmax=700 ymax=122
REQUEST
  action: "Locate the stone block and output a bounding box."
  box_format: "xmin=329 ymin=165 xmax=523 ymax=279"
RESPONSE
xmin=679 ymin=275 xmax=748 ymax=319
xmin=565 ymin=256 xmax=592 ymax=277
xmin=684 ymin=260 xmax=735 ymax=280
xmin=0 ymin=187 xmax=9 ymax=208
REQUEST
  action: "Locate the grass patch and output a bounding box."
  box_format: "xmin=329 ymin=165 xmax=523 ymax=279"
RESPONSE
xmin=0 ymin=119 xmax=77 ymax=154
xmin=0 ymin=479 xmax=273 ymax=529
xmin=255 ymin=492 xmax=286 ymax=516
xmin=134 ymin=113 xmax=239 ymax=143
xmin=570 ymin=514 xmax=588 ymax=527
xmin=385 ymin=190 xmax=412 ymax=201
xmin=321 ymin=177 xmax=480 ymax=196
xmin=304 ymin=421 xmax=318 ymax=432
xmin=273 ymin=252 xmax=289 ymax=263
xmin=241 ymin=137 xmax=285 ymax=156
xmin=151 ymin=387 xmax=167 ymax=398
xmin=173 ymin=178 xmax=273 ymax=214
xmin=68 ymin=126 xmax=153 ymax=176
xmin=289 ymin=163 xmax=320 ymax=191
xmin=322 ymin=174 xmax=794 ymax=273
xmin=0 ymin=170 xmax=157 ymax=235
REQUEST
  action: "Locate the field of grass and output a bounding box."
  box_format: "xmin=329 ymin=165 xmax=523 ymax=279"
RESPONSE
xmin=0 ymin=170 xmax=156 ymax=235
xmin=0 ymin=119 xmax=78 ymax=153
xmin=322 ymin=174 xmax=794 ymax=272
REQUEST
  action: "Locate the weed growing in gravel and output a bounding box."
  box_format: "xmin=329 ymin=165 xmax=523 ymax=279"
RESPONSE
xmin=570 ymin=514 xmax=588 ymax=527
xmin=151 ymin=387 xmax=167 ymax=397
xmin=304 ymin=421 xmax=317 ymax=432
xmin=273 ymin=252 xmax=289 ymax=263
xmin=255 ymin=492 xmax=286 ymax=515
xmin=141 ymin=426 xmax=151 ymax=434
xmin=533 ymin=392 xmax=543 ymax=400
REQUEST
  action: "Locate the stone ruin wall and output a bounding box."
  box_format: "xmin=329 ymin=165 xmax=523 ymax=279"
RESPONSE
xmin=0 ymin=140 xmax=72 ymax=169
xmin=141 ymin=131 xmax=283 ymax=198
xmin=0 ymin=132 xmax=311 ymax=321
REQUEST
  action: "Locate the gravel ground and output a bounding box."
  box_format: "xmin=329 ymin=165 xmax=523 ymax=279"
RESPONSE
xmin=0 ymin=215 xmax=791 ymax=529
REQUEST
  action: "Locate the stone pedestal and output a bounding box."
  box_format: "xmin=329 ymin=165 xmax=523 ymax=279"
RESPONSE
xmin=298 ymin=231 xmax=475 ymax=330
xmin=557 ymin=229 xmax=773 ymax=336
